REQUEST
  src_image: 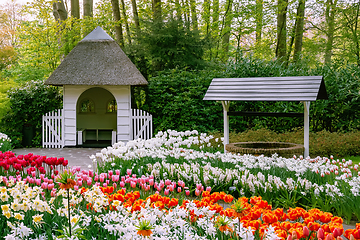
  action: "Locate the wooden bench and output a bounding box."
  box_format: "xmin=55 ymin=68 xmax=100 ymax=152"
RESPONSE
xmin=77 ymin=129 xmax=116 ymax=145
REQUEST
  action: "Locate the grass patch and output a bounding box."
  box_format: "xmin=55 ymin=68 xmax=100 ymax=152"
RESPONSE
xmin=344 ymin=156 xmax=360 ymax=164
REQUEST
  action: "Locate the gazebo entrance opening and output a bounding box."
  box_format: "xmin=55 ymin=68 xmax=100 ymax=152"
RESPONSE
xmin=76 ymin=87 xmax=117 ymax=147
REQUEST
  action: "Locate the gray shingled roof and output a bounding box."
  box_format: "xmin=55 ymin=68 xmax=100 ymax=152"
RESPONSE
xmin=203 ymin=76 xmax=327 ymax=101
xmin=45 ymin=27 xmax=148 ymax=86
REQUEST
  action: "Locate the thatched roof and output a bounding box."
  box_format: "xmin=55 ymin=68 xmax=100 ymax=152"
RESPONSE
xmin=45 ymin=27 xmax=148 ymax=86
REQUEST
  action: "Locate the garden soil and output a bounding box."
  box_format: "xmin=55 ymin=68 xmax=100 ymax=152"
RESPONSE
xmin=11 ymin=147 xmax=358 ymax=237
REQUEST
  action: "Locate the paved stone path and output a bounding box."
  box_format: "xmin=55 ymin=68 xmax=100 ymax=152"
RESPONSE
xmin=11 ymin=147 xmax=358 ymax=236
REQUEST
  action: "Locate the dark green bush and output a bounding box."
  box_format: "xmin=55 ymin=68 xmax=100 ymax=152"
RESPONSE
xmin=0 ymin=80 xmax=62 ymax=147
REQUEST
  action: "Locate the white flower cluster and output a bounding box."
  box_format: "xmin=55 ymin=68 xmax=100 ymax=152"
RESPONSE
xmin=99 ymin=200 xmax=254 ymax=239
xmin=90 ymin=130 xmax=360 ymax=198
xmin=0 ymin=133 xmax=11 ymax=142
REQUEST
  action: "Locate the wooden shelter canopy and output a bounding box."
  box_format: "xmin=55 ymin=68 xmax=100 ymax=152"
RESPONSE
xmin=203 ymin=76 xmax=327 ymax=102
xmin=45 ymin=27 xmax=148 ymax=86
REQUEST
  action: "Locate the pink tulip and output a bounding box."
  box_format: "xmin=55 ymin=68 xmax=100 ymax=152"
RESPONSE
xmin=106 ymin=180 xmax=110 ymax=185
xmin=87 ymin=179 xmax=92 ymax=186
xmin=51 ymin=190 xmax=56 ymax=197
xmin=164 ymin=189 xmax=170 ymax=195
xmin=74 ymin=185 xmax=79 ymax=190
xmin=35 ymin=179 xmax=41 ymax=186
xmin=149 ymin=179 xmax=154 ymax=186
xmin=120 ymin=181 xmax=125 ymax=188
xmin=196 ymin=184 xmax=202 ymax=190
xmin=177 ymin=187 xmax=182 ymax=193
xmin=303 ymin=226 xmax=309 ymax=237
xmin=325 ymin=233 xmax=333 ymax=240
xmin=48 ymin=183 xmax=54 ymax=190
xmin=206 ymin=187 xmax=211 ymax=192
xmin=108 ymin=170 xmax=113 ymax=177
xmin=130 ymin=181 xmax=136 ymax=188
xmin=102 ymin=183 xmax=107 ymax=187
xmin=178 ymin=180 xmax=185 ymax=188
xmin=115 ymin=170 xmax=120 ymax=175
xmin=165 ymin=179 xmax=171 ymax=185
xmin=113 ymin=183 xmax=117 ymax=189
xmin=318 ymin=228 xmax=325 ymax=239
xmin=195 ymin=189 xmax=201 ymax=196
xmin=185 ymin=190 xmax=190 ymax=196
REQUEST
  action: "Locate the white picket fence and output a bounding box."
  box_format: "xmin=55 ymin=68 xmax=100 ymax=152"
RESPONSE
xmin=42 ymin=108 xmax=153 ymax=148
xmin=42 ymin=109 xmax=64 ymax=148
xmin=131 ymin=109 xmax=153 ymax=140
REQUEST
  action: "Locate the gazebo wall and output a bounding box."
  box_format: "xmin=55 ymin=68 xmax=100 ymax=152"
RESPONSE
xmin=63 ymin=85 xmax=131 ymax=146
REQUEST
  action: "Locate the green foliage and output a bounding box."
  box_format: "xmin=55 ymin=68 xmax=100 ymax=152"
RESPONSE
xmin=127 ymin=18 xmax=207 ymax=75
xmin=0 ymin=79 xmax=16 ymax=119
xmin=142 ymin=68 xmax=224 ymax=133
xmin=0 ymin=80 xmax=62 ymax=147
xmin=143 ymin=57 xmax=360 ymax=135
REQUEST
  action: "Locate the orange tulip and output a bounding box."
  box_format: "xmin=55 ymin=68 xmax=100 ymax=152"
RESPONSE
xmin=137 ymin=229 xmax=152 ymax=237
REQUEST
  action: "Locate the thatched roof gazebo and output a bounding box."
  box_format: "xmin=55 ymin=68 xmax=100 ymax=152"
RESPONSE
xmin=43 ymin=27 xmax=150 ymax=148
xmin=45 ymin=26 xmax=147 ymax=86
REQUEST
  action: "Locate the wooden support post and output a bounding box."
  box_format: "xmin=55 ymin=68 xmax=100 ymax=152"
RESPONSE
xmin=221 ymin=101 xmax=230 ymax=153
xmin=303 ymin=101 xmax=310 ymax=157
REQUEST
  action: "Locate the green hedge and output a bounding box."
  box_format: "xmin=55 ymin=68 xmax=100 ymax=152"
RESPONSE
xmin=142 ymin=58 xmax=360 ymax=134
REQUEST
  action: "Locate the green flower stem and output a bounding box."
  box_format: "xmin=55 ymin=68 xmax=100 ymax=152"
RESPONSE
xmin=67 ymin=188 xmax=71 ymax=237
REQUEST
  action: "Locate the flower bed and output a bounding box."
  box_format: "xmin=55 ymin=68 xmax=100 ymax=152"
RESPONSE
xmin=0 ymin=130 xmax=359 ymax=239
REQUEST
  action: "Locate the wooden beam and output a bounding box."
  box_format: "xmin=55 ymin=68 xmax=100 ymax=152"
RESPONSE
xmin=227 ymin=111 xmax=304 ymax=118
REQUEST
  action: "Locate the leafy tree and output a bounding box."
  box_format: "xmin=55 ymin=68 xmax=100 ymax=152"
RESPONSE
xmin=128 ymin=18 xmax=206 ymax=75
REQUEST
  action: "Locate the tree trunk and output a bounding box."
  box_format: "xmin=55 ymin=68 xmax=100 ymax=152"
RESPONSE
xmin=120 ymin=0 xmax=132 ymax=45
xmin=255 ymin=0 xmax=263 ymax=44
xmin=184 ymin=0 xmax=191 ymax=29
xmin=293 ymin=0 xmax=306 ymax=63
xmin=342 ymin=2 xmax=360 ymax=66
xmin=152 ymin=0 xmax=162 ymax=23
xmin=276 ymin=0 xmax=288 ymax=63
xmin=131 ymin=0 xmax=140 ymax=32
xmin=324 ymin=0 xmax=338 ymax=65
xmin=221 ymin=0 xmax=233 ymax=61
xmin=174 ymin=0 xmax=182 ymax=21
xmin=83 ymin=0 xmax=93 ymax=17
xmin=212 ymin=0 xmax=220 ymax=32
xmin=111 ymin=0 xmax=125 ymax=47
xmin=189 ymin=0 xmax=198 ymax=31
xmin=71 ymin=0 xmax=80 ymax=18
xmin=53 ymin=0 xmax=68 ymax=22
xmin=203 ymin=0 xmax=211 ymax=34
